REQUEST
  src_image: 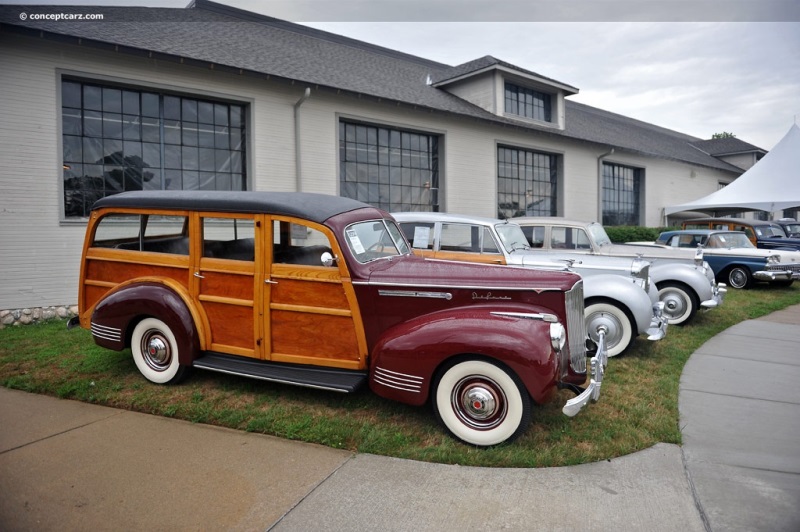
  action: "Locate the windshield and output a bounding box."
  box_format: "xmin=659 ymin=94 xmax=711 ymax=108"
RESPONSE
xmin=344 ymin=219 xmax=409 ymax=263
xmin=495 ymin=223 xmax=530 ymax=253
xmin=588 ymin=223 xmax=611 ymax=246
xmin=706 ymin=233 xmax=754 ymax=249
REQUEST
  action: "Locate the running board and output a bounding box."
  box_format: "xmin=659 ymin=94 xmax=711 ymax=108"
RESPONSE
xmin=193 ymin=353 xmax=368 ymax=393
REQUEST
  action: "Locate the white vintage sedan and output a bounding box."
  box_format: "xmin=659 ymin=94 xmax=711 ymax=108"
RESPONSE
xmin=513 ymin=217 xmax=726 ymax=326
xmin=393 ymin=212 xmax=668 ymax=357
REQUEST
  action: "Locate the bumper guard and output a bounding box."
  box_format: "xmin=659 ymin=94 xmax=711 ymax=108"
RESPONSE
xmin=562 ymin=329 xmax=608 ymax=417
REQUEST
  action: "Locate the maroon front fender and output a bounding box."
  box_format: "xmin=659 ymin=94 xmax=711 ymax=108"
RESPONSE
xmin=369 ymin=306 xmax=558 ymax=407
xmin=91 ymin=282 xmax=200 ymax=365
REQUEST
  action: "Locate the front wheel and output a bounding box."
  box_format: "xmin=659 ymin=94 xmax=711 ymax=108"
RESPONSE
xmin=131 ymin=318 xmax=188 ymax=384
xmin=433 ymin=359 xmax=531 ymax=446
xmin=727 ymin=266 xmax=752 ymax=289
xmin=585 ymin=301 xmax=634 ymax=357
xmin=657 ymin=282 xmax=698 ymax=326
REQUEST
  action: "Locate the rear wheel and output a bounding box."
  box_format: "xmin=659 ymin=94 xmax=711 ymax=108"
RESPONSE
xmin=585 ymin=301 xmax=634 ymax=357
xmin=131 ymin=318 xmax=188 ymax=384
xmin=433 ymin=359 xmax=531 ymax=446
xmin=726 ymin=266 xmax=752 ymax=289
xmin=657 ymin=282 xmax=698 ymax=326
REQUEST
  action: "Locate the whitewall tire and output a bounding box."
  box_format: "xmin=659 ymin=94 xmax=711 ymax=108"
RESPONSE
xmin=131 ymin=318 xmax=187 ymax=384
xmin=433 ymin=359 xmax=531 ymax=446
xmin=585 ymin=301 xmax=634 ymax=358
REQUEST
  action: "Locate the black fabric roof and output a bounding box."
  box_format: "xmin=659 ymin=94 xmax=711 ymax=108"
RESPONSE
xmin=0 ymin=0 xmax=751 ymax=173
xmin=92 ymin=190 xmax=372 ymax=223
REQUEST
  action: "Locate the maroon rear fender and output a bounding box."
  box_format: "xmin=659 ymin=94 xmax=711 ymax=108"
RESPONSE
xmin=369 ymin=306 xmax=558 ymax=406
xmin=91 ymin=282 xmax=200 ymax=365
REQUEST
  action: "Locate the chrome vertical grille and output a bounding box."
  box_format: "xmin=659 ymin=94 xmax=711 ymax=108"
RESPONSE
xmin=565 ymin=280 xmax=587 ymax=373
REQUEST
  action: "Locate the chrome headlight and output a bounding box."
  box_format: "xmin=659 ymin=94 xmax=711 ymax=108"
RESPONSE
xmin=767 ymin=254 xmax=780 ymax=264
xmin=550 ymin=322 xmax=567 ymax=352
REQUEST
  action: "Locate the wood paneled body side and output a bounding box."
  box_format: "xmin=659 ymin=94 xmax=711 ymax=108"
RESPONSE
xmin=434 ymin=250 xmax=506 ymax=264
xmin=266 ymin=217 xmax=367 ymax=370
xmin=82 ymin=251 xmax=190 ymax=314
xmin=196 ymin=263 xmax=256 ymax=356
xmin=191 ymin=212 xmax=262 ymax=359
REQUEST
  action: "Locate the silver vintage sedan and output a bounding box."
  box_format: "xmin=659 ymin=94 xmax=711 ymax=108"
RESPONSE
xmin=394 ymin=212 xmax=668 ymax=357
xmin=513 ymin=217 xmax=726 ymax=326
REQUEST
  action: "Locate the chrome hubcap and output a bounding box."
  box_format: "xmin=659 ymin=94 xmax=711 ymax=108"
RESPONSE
xmin=587 ymin=312 xmax=622 ymax=348
xmin=730 ymin=269 xmax=747 ymax=288
xmin=141 ymin=332 xmax=171 ymax=371
xmin=660 ymin=290 xmax=688 ymax=320
xmin=452 ymin=377 xmax=506 ymax=430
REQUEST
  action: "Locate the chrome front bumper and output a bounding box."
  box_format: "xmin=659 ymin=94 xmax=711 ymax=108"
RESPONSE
xmin=646 ymin=301 xmax=668 ymax=341
xmin=562 ymin=330 xmax=608 ymax=417
xmin=755 ymin=270 xmax=794 ymax=282
xmin=701 ymin=283 xmax=727 ymax=309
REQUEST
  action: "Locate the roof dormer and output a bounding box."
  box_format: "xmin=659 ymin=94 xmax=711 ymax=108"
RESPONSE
xmin=430 ymin=56 xmax=578 ymax=130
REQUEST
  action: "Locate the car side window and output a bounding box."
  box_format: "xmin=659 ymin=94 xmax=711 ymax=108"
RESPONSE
xmin=440 ymin=223 xmax=474 ymax=252
xmin=551 ymin=227 xmax=587 ymax=249
xmin=439 ymin=224 xmax=500 ymax=254
xmin=521 ymin=226 xmax=544 ymax=248
xmin=93 ymin=214 xmax=189 ymax=255
xmin=400 ymin=222 xmax=434 ymax=250
xmin=273 ymin=220 xmax=334 ymax=267
xmin=201 ymin=217 xmax=255 ymax=261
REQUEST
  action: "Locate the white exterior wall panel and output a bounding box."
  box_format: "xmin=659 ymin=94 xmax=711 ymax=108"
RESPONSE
xmin=0 ymin=34 xmax=302 ymax=308
xmin=0 ymin=33 xmax=738 ymax=310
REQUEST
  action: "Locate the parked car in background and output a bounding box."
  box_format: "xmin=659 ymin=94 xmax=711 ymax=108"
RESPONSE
xmin=655 ymin=229 xmax=800 ymax=288
xmin=70 ymin=191 xmax=607 ymax=446
xmin=512 ymin=217 xmax=725 ymax=326
xmin=774 ymin=218 xmax=800 ymax=238
xmin=682 ymin=217 xmax=800 ymax=251
xmin=393 ymin=212 xmax=668 ymax=358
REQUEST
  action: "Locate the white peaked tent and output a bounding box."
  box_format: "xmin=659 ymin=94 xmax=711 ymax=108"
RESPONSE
xmin=666 ymin=124 xmax=800 ymax=216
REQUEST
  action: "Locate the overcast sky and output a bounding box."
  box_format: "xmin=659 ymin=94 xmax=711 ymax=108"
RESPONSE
xmin=7 ymin=0 xmax=800 ymax=150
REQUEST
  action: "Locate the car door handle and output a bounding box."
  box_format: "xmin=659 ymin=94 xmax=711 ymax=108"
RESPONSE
xmin=265 ymin=279 xmax=278 ymax=284
xmin=193 ymin=272 xmax=205 ymax=279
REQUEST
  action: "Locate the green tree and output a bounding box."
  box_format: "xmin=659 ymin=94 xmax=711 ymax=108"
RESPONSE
xmin=712 ymin=131 xmax=736 ymax=139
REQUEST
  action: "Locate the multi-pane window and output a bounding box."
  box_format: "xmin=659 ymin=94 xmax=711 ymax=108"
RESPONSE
xmin=339 ymin=121 xmax=439 ymax=212
xmin=62 ymin=79 xmax=246 ymax=218
xmin=504 ymin=82 xmax=552 ymax=122
xmin=498 ymin=146 xmax=558 ymax=219
xmin=602 ymin=163 xmax=641 ymax=226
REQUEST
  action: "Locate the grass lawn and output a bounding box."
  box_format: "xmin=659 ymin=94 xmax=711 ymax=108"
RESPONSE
xmin=2 ymin=283 xmax=798 ymax=467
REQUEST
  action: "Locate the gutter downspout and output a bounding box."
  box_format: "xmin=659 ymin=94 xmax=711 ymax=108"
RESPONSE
xmin=294 ymin=87 xmax=311 ymax=192
xmin=597 ymin=148 xmax=615 ymax=221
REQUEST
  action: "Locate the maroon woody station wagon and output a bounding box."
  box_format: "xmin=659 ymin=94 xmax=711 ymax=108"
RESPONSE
xmin=70 ymin=191 xmax=607 ymax=446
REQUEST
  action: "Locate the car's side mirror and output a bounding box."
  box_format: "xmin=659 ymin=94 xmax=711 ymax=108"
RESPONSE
xmin=321 ymin=251 xmax=336 ymax=267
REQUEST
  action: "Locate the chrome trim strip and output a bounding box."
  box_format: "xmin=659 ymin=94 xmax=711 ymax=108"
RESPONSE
xmin=378 ymin=290 xmax=452 ymax=300
xmin=373 ymin=366 xmax=423 ymax=393
xmin=490 ymin=311 xmax=558 ymax=323
xmin=90 ymin=322 xmax=122 ymax=342
xmin=354 ymin=281 xmax=562 ymax=293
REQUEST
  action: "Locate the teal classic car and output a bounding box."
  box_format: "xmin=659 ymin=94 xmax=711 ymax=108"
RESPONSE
xmin=655 ymin=230 xmax=800 ymax=289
